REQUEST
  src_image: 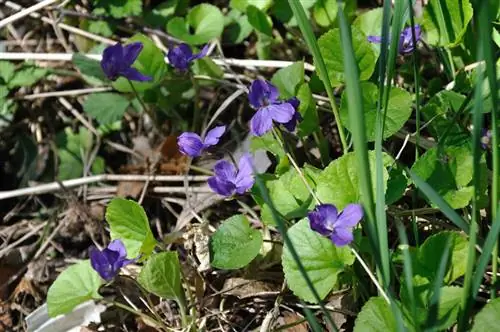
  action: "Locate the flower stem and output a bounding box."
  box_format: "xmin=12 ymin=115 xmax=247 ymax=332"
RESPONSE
xmin=110 ymin=301 xmax=172 ymax=332
xmin=126 ymin=78 xmax=161 ymax=132
xmin=190 ymin=74 xmax=201 ymax=132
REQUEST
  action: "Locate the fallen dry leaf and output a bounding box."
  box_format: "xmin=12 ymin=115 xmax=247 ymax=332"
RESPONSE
xmin=280 ymin=311 xmax=309 ymax=332
xmin=221 ymin=277 xmax=280 ymax=299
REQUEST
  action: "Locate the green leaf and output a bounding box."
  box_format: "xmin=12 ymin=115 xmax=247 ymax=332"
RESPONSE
xmin=0 ymin=61 xmax=15 ymax=83
xmin=259 ymin=167 xmax=317 ymax=225
xmin=317 ymin=26 xmax=377 ymax=86
xmin=271 ymin=61 xmax=304 ymax=99
xmin=282 ymin=219 xmax=355 ymax=303
xmin=315 ymin=151 xmax=389 ymax=210
xmin=411 ymin=146 xmax=488 ymax=209
xmin=167 ymin=4 xmax=224 ymax=45
xmin=56 ymin=127 xmax=104 ymax=180
xmin=73 ymin=53 xmax=107 ymax=86
xmin=47 ymin=260 xmax=102 ymax=317
xmin=223 ymin=11 xmax=253 ymax=44
xmin=112 ymin=34 xmax=168 ymax=93
xmin=87 ymin=20 xmax=115 ymax=37
xmin=145 ymin=0 xmax=181 ymax=28
xmin=83 ymin=93 xmax=130 ymax=125
xmin=250 ymin=131 xmax=286 ymax=159
xmin=354 ymin=297 xmax=396 ymax=332
xmin=230 ymin=0 xmax=272 ymax=12
xmin=471 ymin=298 xmax=500 ymax=332
xmin=273 ymin=0 xmax=315 ymax=26
xmin=386 ymin=162 xmax=408 ymax=205
xmin=105 ymin=198 xmax=156 ymax=258
xmin=433 ymin=286 xmax=462 ymax=330
xmin=417 ymin=231 xmax=468 ymax=283
xmin=423 ymin=0 xmax=473 ymax=47
xmin=0 ymin=85 xmax=9 ymax=99
xmin=353 ymin=7 xmax=384 ymax=42
xmin=296 ymin=83 xmax=319 ymax=137
xmin=192 ymin=57 xmax=224 ymax=79
xmin=8 ymin=67 xmax=47 ymax=88
xmin=209 ymin=215 xmax=263 ymax=269
xmin=137 ymin=252 xmax=182 ymax=300
xmin=421 ymin=90 xmax=469 ymax=146
xmin=340 ymin=82 xmax=412 ymax=141
xmin=247 ymin=5 xmax=273 ymax=36
xmin=93 ymin=0 xmax=142 ymax=18
xmin=313 ymin=0 xmax=338 ymax=28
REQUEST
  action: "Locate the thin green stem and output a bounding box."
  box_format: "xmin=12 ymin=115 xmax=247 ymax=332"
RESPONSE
xmin=126 ymin=78 xmax=160 ymax=132
xmin=110 ymin=301 xmax=171 ymax=332
xmin=409 ymin=0 xmax=421 ymax=247
xmin=190 ymin=74 xmax=201 ymax=132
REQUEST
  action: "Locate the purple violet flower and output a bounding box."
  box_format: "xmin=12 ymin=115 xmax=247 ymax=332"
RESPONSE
xmin=282 ymin=97 xmax=302 ymax=132
xmin=89 ymin=239 xmax=136 ymax=281
xmin=308 ymin=203 xmax=363 ymax=247
xmin=178 ymin=126 xmax=226 ymax=157
xmin=101 ymin=42 xmax=152 ymax=82
xmin=481 ymin=129 xmax=492 ymax=150
xmin=248 ymin=80 xmax=301 ymax=136
xmin=167 ymin=43 xmax=209 ymax=71
xmin=368 ymin=25 xmax=421 ymax=55
xmin=208 ymin=153 xmax=255 ymax=197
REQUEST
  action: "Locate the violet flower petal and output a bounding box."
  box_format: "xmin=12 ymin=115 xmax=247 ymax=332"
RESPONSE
xmin=268 ymin=103 xmax=295 ymax=124
xmin=121 ymin=67 xmax=152 ymax=82
xmin=190 ymin=44 xmax=210 ymax=61
xmin=101 ymin=43 xmax=123 ymax=80
xmin=250 ymin=108 xmax=274 ymax=136
xmin=308 ymin=204 xmax=338 ymax=236
xmin=248 ymin=80 xmax=280 ymax=108
xmin=234 ymin=153 xmax=254 ymax=193
xmin=90 ymin=247 xmax=116 ymax=281
xmin=213 ymin=160 xmax=237 ymax=181
xmin=282 ymin=110 xmax=303 ymax=132
xmin=399 ymin=25 xmax=421 ymax=54
xmin=178 ymin=132 xmax=204 ymax=157
xmin=335 ymin=204 xmax=363 ymax=228
xmin=122 ymin=42 xmax=143 ymax=67
xmin=331 ymin=227 xmax=354 ymax=247
xmin=203 ymin=125 xmax=226 ymax=147
xmin=208 ymin=176 xmax=235 ymax=196
xmin=367 ymin=35 xmax=383 ymax=44
xmin=167 ymin=43 xmax=193 ymax=70
xmin=107 ymin=239 xmax=127 ymax=259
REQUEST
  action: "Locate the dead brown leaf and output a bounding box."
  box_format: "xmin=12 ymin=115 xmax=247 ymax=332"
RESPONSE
xmin=221 ymin=277 xmax=280 ymax=299
xmin=117 ymin=181 xmax=144 ymax=198
xmin=280 ymin=312 xmax=309 ymax=332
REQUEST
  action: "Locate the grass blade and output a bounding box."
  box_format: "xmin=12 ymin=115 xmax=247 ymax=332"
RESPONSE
xmin=396 ymin=222 xmax=418 ymax=327
xmin=407 ymin=170 xmax=470 ymax=233
xmin=334 ymin=0 xmax=380 ymax=267
xmin=288 ymin=0 xmax=348 ymax=154
xmin=460 ymin=0 xmax=499 ymax=327
xmin=425 ymin=238 xmax=452 ymax=329
xmin=471 ymin=203 xmax=500 ymax=299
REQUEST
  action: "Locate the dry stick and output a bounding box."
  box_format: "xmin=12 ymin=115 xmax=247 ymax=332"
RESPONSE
xmin=0 ymin=0 xmax=60 ymax=28
xmin=0 ymin=174 xmax=210 ymax=200
xmin=21 ymin=87 xmax=112 ymax=100
xmin=58 ymin=96 xmax=99 ymax=136
xmin=0 ymin=52 xmax=313 ymax=72
xmin=202 ymin=89 xmax=246 ymax=137
xmin=1 ymin=1 xmax=116 ymax=45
